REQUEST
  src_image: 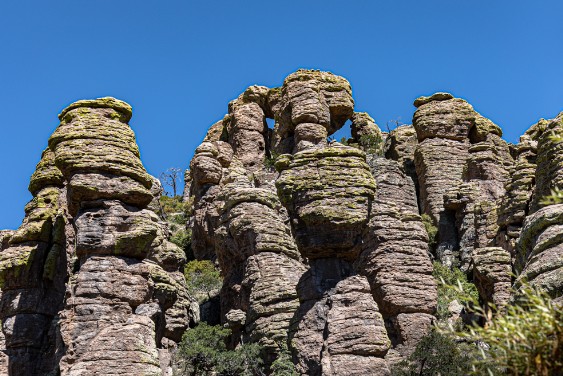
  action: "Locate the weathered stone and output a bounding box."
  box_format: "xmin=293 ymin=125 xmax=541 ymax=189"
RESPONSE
xmin=0 ymin=97 xmax=193 ymax=375
xmin=472 ymin=247 xmax=512 ymax=312
xmin=276 ymin=145 xmax=376 ymax=259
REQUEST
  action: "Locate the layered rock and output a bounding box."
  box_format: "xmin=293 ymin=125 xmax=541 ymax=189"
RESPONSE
xmin=188 ymin=86 xmax=306 ymax=362
xmin=359 ymin=157 xmax=436 ymax=360
xmin=413 ymin=93 xmax=513 ymax=281
xmin=496 ymin=122 xmax=543 ymax=260
xmin=384 ymin=125 xmax=418 ymax=190
xmin=0 ymin=98 xmax=193 ymax=376
xmin=514 ymin=113 xmax=563 ymax=302
xmin=2 ymin=69 xmax=562 ymax=375
xmin=188 ymin=70 xmax=438 ymax=375
xmin=0 ymin=148 xmax=67 ymax=375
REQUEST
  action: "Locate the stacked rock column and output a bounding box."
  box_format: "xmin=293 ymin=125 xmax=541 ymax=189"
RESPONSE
xmin=515 ymin=113 xmax=563 ymax=301
xmin=48 ymin=98 xmax=191 ymax=375
xmin=189 ymin=87 xmax=306 ymax=362
xmin=359 ymin=157 xmax=437 ymax=362
xmin=275 ymin=70 xmax=393 ymax=376
xmin=0 ymin=148 xmax=69 ymax=375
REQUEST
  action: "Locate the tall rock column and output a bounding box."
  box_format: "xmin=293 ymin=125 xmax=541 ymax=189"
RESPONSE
xmin=275 ymin=70 xmax=392 ymax=376
xmin=1 ymin=98 xmax=193 ymax=375
xmin=189 ymin=86 xmax=306 ymax=362
xmin=359 ymin=157 xmax=437 ymax=362
xmin=0 ymin=148 xmax=68 ymax=375
xmin=515 ymin=113 xmax=563 ymax=302
xmin=413 ymin=93 xmax=472 ymax=265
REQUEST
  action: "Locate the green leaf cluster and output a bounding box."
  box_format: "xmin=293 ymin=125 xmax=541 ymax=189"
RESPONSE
xmin=421 ymin=214 xmax=438 ymax=250
xmin=160 ymin=195 xmax=193 ymax=224
xmin=174 ymin=322 xmax=265 ymax=376
xmin=359 ymin=132 xmax=384 ymax=155
xmin=171 ymin=228 xmax=192 ymax=252
xmin=432 ymin=261 xmax=479 ymax=320
xmin=270 ymin=342 xmax=298 ymax=376
xmin=457 ymin=285 xmax=563 ymax=376
xmin=390 ymin=330 xmax=482 ymax=376
xmin=264 ymin=151 xmax=280 ymax=170
xmin=540 ymin=187 xmax=563 ymax=206
xmin=184 ymin=260 xmax=222 ymax=299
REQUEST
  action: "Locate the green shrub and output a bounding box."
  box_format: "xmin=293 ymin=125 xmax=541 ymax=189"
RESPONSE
xmin=174 ymin=322 xmax=265 ymax=376
xmin=270 ymin=342 xmax=298 ymax=376
xmin=390 ymin=330 xmax=482 ymax=376
xmin=171 ymin=228 xmax=192 ymax=252
xmin=175 ymin=322 xmax=231 ymax=375
xmin=359 ymin=132 xmax=384 ymax=155
xmin=264 ymin=151 xmax=279 ymax=170
xmin=184 ymin=260 xmax=222 ymax=299
xmin=432 ymin=262 xmax=479 ymax=320
xmin=421 ymin=214 xmax=438 ymax=250
xmin=457 ymin=285 xmax=563 ymax=376
xmin=540 ymin=187 xmax=563 ymax=206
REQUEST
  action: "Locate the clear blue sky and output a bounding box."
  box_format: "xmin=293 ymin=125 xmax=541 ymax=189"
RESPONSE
xmin=1 ymin=1 xmax=562 ymax=229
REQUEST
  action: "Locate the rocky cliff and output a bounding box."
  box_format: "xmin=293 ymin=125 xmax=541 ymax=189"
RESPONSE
xmin=0 ymin=70 xmax=561 ymax=375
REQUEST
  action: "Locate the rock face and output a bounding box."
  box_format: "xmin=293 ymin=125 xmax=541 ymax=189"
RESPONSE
xmin=514 ymin=113 xmax=563 ymax=302
xmin=186 ymin=72 xmax=562 ymax=374
xmin=0 ymin=98 xmax=194 ymax=376
xmin=188 ymin=70 xmax=438 ymax=375
xmin=1 ymin=70 xmax=562 ymax=375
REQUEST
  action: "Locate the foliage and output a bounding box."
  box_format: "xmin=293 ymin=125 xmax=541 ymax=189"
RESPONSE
xmin=432 ymin=261 xmax=479 ymax=320
xmin=264 ymin=151 xmax=280 ymax=170
xmin=390 ymin=330 xmax=481 ymax=376
xmin=270 ymin=342 xmax=298 ymax=376
xmin=359 ymin=132 xmax=384 ymax=155
xmin=184 ymin=260 xmax=222 ymax=299
xmin=160 ymin=195 xmax=193 ymax=224
xmin=174 ymin=322 xmax=265 ymax=376
xmin=171 ymin=228 xmax=192 ymax=252
xmin=421 ymin=214 xmax=438 ymax=250
xmin=456 ymin=285 xmax=563 ymax=376
xmin=215 ymin=343 xmax=264 ymax=376
xmin=540 ymin=187 xmax=563 ymax=206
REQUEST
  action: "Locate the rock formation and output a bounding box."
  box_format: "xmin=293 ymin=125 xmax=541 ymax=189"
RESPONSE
xmin=0 ymin=98 xmax=194 ymax=375
xmin=1 ymin=69 xmax=562 ymax=375
xmin=186 ymin=70 xmax=562 ymax=374
xmin=188 ymin=70 xmax=439 ymax=375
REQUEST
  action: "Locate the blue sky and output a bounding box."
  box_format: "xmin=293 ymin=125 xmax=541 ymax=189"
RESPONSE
xmin=1 ymin=1 xmax=562 ymax=229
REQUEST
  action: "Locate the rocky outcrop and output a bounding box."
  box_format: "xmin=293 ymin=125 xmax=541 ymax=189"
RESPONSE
xmin=1 ymin=70 xmax=562 ymax=375
xmin=413 ymin=93 xmax=513 ymax=280
xmin=0 ymin=98 xmax=194 ymax=376
xmin=187 ymin=70 xmax=438 ymax=375
xmin=360 ymin=157 xmax=436 ymax=361
xmin=384 ymin=125 xmax=418 ymax=190
xmin=514 ymin=113 xmax=563 ymax=302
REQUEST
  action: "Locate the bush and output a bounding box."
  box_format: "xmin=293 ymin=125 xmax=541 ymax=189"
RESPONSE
xmin=359 ymin=132 xmax=384 ymax=155
xmin=160 ymin=195 xmax=193 ymax=224
xmin=184 ymin=260 xmax=222 ymax=299
xmin=270 ymin=342 xmax=298 ymax=376
xmin=264 ymin=151 xmax=279 ymax=170
xmin=540 ymin=187 xmax=563 ymax=206
xmin=458 ymin=285 xmax=563 ymax=375
xmin=390 ymin=330 xmax=481 ymax=376
xmin=174 ymin=322 xmax=265 ymax=376
xmin=171 ymin=228 xmax=192 ymax=252
xmin=432 ymin=262 xmax=479 ymax=320
xmin=421 ymin=214 xmax=438 ymax=251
